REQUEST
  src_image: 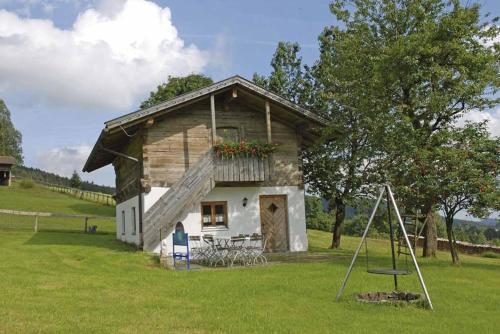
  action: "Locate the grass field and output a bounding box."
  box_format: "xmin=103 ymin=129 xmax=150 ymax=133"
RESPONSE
xmin=1 ymin=184 xmax=499 ymax=333
xmin=0 ymin=182 xmax=115 ymax=233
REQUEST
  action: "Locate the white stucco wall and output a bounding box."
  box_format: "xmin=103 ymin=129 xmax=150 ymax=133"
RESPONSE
xmin=150 ymin=186 xmax=308 ymax=255
xmin=115 ymin=186 xmax=308 ymax=254
xmin=115 ymin=195 xmax=141 ymax=245
xmin=115 ymin=187 xmax=170 ymax=246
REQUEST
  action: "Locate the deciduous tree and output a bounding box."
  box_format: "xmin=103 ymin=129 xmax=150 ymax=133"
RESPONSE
xmin=141 ymin=74 xmax=213 ymax=108
xmin=329 ymin=0 xmax=499 ymax=256
xmin=70 ymin=170 xmax=82 ymax=189
xmin=0 ymin=99 xmax=23 ymax=163
xmin=433 ymin=123 xmax=499 ymax=264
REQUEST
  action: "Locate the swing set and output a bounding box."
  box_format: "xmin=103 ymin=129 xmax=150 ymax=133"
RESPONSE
xmin=336 ymin=184 xmax=433 ymax=309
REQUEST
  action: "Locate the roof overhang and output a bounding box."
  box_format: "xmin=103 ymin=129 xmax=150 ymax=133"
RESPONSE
xmin=83 ymin=75 xmax=327 ymax=173
xmin=0 ymin=156 xmax=16 ymax=165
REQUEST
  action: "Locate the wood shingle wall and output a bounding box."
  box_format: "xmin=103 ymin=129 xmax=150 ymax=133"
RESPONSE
xmin=113 ymin=132 xmax=142 ymax=203
xmin=143 ymin=100 xmax=212 ymax=189
xmin=114 ymin=95 xmax=304 ymax=204
xmin=142 ymin=97 xmax=301 ymax=191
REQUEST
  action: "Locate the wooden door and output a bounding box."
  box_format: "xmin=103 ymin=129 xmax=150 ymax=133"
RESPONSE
xmin=259 ymin=195 xmax=289 ymax=252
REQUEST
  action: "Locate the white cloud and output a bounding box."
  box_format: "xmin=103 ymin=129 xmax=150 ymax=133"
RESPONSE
xmin=456 ymin=108 xmax=500 ymax=137
xmin=36 ymin=144 xmax=92 ymax=177
xmin=0 ymin=0 xmax=208 ymax=110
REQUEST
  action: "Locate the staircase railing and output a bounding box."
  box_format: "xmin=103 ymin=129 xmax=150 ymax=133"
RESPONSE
xmin=142 ymin=150 xmax=216 ymax=252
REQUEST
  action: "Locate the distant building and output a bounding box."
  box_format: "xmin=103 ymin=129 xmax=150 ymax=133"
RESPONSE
xmin=0 ymin=156 xmax=16 ymax=186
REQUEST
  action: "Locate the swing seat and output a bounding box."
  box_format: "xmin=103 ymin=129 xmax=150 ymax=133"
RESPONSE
xmin=367 ymin=268 xmax=411 ymax=275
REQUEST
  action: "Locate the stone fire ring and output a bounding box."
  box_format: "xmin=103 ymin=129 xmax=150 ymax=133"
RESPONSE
xmin=357 ymin=291 xmax=424 ymax=305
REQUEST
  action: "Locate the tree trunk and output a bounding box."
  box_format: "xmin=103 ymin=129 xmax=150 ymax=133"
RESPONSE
xmin=446 ymin=218 xmax=460 ymax=265
xmin=422 ymin=211 xmax=437 ymax=258
xmin=331 ymin=198 xmax=345 ymax=249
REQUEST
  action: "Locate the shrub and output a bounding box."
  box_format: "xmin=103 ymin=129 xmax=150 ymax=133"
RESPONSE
xmin=482 ymin=252 xmax=500 ymax=259
xmin=214 ymin=140 xmax=277 ymax=158
xmin=19 ymin=179 xmax=35 ymax=189
xmin=306 ymin=212 xmax=334 ymax=232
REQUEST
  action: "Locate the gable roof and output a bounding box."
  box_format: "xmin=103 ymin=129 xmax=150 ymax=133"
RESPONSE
xmin=0 ymin=156 xmax=16 ymax=165
xmin=83 ymin=75 xmax=326 ymax=173
xmin=104 ymin=75 xmax=325 ymax=131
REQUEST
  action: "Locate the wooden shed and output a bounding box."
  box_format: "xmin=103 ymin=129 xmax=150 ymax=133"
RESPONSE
xmin=0 ymin=156 xmax=16 ymax=186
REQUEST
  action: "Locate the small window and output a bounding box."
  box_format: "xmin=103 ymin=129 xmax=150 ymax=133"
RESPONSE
xmin=131 ymin=207 xmax=136 ymax=235
xmin=216 ymin=127 xmax=240 ymax=142
xmin=121 ymin=210 xmax=126 ymax=235
xmin=201 ymin=201 xmax=228 ymax=228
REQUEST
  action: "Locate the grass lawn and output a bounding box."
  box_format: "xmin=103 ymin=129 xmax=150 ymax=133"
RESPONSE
xmin=0 ymin=182 xmax=115 ymax=233
xmin=1 ymin=185 xmax=499 ymax=333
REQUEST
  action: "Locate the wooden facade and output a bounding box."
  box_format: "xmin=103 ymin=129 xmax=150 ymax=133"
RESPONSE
xmin=83 ymin=76 xmax=326 ymax=250
xmin=113 ymin=133 xmax=142 ymax=203
xmin=111 ymin=95 xmax=306 ymax=202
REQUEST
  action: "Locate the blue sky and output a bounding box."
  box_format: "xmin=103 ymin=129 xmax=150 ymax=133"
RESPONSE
xmin=0 ymin=0 xmax=499 ymax=192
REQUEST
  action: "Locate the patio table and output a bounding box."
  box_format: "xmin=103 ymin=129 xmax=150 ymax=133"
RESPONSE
xmin=201 ymin=235 xmax=267 ymax=267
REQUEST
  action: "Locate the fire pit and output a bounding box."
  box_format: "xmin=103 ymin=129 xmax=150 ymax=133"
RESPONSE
xmin=357 ymin=291 xmax=424 ymax=305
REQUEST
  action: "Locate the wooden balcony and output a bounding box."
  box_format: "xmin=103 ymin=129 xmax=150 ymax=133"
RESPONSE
xmin=214 ymin=155 xmax=272 ymax=182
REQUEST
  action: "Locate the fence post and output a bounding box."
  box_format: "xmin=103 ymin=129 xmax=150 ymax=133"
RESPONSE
xmin=34 ymin=215 xmax=38 ymax=233
xmin=84 ymin=217 xmax=88 ymax=233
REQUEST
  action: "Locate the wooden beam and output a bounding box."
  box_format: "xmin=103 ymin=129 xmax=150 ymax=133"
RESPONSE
xmin=210 ymin=93 xmax=216 ymax=145
xmin=223 ymin=88 xmax=238 ymax=112
xmin=265 ymin=100 xmax=272 ymax=143
xmin=144 ymin=118 xmax=155 ymax=128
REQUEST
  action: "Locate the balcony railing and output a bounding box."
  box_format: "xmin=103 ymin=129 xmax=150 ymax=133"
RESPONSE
xmin=214 ymin=155 xmax=272 ymax=182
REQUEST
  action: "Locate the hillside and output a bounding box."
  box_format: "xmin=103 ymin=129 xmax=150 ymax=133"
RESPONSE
xmin=13 ymin=165 xmax=115 ymax=194
xmin=0 ymin=181 xmax=115 ymax=233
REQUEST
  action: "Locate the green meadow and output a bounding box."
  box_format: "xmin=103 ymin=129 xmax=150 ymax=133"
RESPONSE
xmin=0 ymin=183 xmax=499 ymax=333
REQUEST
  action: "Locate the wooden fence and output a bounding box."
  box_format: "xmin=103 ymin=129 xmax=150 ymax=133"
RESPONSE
xmin=13 ymin=177 xmax=116 ymax=206
xmin=0 ymin=208 xmax=114 ymax=233
xmin=46 ymin=184 xmax=116 ymax=206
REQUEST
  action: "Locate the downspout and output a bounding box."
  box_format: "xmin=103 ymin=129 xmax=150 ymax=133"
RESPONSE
xmin=98 ymin=145 xmax=144 ymax=246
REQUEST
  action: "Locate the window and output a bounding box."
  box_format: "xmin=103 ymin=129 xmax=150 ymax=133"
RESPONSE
xmin=121 ymin=210 xmax=125 ymax=235
xmin=216 ymin=127 xmax=240 ymax=142
xmin=201 ymin=201 xmax=228 ymax=228
xmin=131 ymin=207 xmax=136 ymax=235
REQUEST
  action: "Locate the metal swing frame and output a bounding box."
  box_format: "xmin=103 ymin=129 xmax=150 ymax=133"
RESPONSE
xmin=335 ymin=184 xmax=433 ymax=310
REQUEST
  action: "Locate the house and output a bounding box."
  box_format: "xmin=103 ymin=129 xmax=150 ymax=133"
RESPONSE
xmin=0 ymin=156 xmax=16 ymax=186
xmin=83 ymin=76 xmax=325 ymax=254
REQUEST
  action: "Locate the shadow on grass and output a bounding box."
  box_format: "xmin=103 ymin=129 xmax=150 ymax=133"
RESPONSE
xmin=337 ymin=251 xmax=500 ymax=274
xmin=419 ymin=257 xmax=500 ymax=272
xmin=25 ymin=231 xmax=138 ymax=252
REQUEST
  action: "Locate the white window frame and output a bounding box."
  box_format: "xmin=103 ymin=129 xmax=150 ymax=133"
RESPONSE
xmin=121 ymin=210 xmax=126 ymax=235
xmin=131 ymin=207 xmax=136 ymax=235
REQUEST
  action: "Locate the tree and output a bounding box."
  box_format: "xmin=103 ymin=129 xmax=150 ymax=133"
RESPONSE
xmin=0 ymin=99 xmax=23 ymax=163
xmin=433 ymin=123 xmax=499 ymax=264
xmin=254 ymin=38 xmax=385 ymax=248
xmin=255 ymin=1 xmax=499 ymax=250
xmin=253 ymin=42 xmax=313 ymax=106
xmin=329 ymin=0 xmax=499 ymax=256
xmin=70 ymin=170 xmax=82 ymax=189
xmin=305 ymin=195 xmax=325 ymax=221
xmin=141 ymin=74 xmax=213 ymax=108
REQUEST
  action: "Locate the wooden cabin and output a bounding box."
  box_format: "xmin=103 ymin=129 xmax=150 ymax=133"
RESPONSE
xmin=83 ymin=76 xmax=325 ymax=254
xmin=0 ymin=156 xmax=16 ymax=186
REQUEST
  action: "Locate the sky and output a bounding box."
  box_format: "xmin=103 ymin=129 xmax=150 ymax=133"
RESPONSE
xmin=0 ymin=0 xmax=499 ymax=192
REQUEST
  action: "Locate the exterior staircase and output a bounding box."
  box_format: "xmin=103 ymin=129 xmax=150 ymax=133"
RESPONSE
xmin=142 ymin=150 xmax=216 ymax=252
